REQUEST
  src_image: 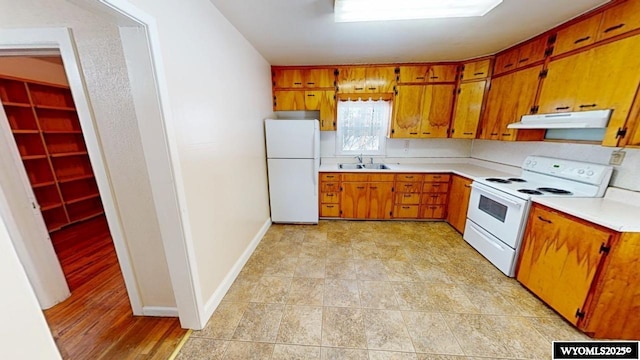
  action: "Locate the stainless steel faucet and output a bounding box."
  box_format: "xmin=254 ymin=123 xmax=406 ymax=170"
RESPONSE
xmin=369 ymin=157 xmax=374 ymax=164
xmin=355 ymin=154 xmax=363 ymax=164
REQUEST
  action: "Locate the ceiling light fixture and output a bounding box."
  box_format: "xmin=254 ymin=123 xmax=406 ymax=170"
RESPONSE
xmin=334 ymin=0 xmax=503 ymax=23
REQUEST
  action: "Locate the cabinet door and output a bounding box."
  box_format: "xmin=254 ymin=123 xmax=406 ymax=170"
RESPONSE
xmin=391 ymin=85 xmax=423 ymax=138
xmin=584 ymin=35 xmax=640 ymax=144
xmin=461 ymin=59 xmax=491 ymax=81
xmin=368 ymin=182 xmax=393 ymax=219
xmin=451 ymin=81 xmax=486 ymax=139
xmin=517 ymin=205 xmax=613 ymax=325
xmin=337 ymin=67 xmax=366 ymax=93
xmin=553 ymin=15 xmax=602 ymax=56
xmin=398 ymin=65 xmax=429 ymax=83
xmin=305 ymin=68 xmax=335 ymax=88
xmin=446 ymin=175 xmax=472 ymax=233
xmin=420 ymin=84 xmax=454 ymax=138
xmin=365 ymin=66 xmax=396 ymax=93
xmin=319 ymin=91 xmax=336 ymax=131
xmin=537 ymin=50 xmax=592 ymax=114
xmin=304 ymin=91 xmax=322 ymax=110
xmin=494 ymin=49 xmax=520 ymax=75
xmin=427 ymin=65 xmax=457 ymax=83
xmin=274 ymin=90 xmax=305 ymax=111
xmin=596 ymin=0 xmax=640 ymax=42
xmin=481 ymin=66 xmax=542 ymax=140
xmin=341 ymin=182 xmax=368 ymax=219
xmin=517 ymin=36 xmax=548 ymax=68
xmin=273 ymin=69 xmax=304 ymax=88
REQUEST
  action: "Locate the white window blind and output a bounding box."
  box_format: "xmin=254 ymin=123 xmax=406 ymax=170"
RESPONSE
xmin=336 ymin=99 xmax=390 ymax=155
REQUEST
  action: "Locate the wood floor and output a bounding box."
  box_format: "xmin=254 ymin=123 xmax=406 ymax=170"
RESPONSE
xmin=44 ymin=217 xmax=187 ymax=360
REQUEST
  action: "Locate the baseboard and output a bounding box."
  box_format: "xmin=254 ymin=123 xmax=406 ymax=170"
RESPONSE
xmin=142 ymin=306 xmax=180 ymax=317
xmin=201 ymin=218 xmax=271 ymax=327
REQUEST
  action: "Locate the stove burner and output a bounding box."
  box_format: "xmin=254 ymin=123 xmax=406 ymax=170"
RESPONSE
xmin=537 ymin=187 xmax=573 ymax=195
xmin=486 ymin=178 xmax=511 ymax=184
xmin=508 ymin=178 xmax=527 ymax=182
xmin=518 ymin=189 xmax=543 ymax=195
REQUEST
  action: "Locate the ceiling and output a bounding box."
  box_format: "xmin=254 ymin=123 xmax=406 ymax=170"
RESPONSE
xmin=208 ymin=0 xmax=610 ymax=66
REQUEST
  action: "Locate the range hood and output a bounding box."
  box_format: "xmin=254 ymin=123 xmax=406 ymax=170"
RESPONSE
xmin=507 ymin=109 xmax=612 ymax=129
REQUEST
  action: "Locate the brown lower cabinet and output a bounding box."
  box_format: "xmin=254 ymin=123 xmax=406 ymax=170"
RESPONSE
xmin=516 ymin=203 xmax=640 ymax=339
xmin=446 ymin=175 xmax=473 ymax=233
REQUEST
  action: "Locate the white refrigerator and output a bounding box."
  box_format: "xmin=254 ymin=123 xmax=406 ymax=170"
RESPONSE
xmin=265 ymin=119 xmax=320 ymax=224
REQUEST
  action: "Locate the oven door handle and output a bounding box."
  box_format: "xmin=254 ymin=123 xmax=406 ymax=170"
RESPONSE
xmin=467 ymin=221 xmax=507 ymax=251
xmin=471 ymin=183 xmax=523 ymax=208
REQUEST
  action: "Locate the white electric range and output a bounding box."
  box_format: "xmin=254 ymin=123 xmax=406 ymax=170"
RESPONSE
xmin=464 ymin=156 xmax=613 ymax=277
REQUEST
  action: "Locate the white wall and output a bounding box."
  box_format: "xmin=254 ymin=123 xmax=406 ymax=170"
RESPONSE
xmin=0 ymin=0 xmax=175 ymax=308
xmin=320 ymin=131 xmax=472 ymax=159
xmin=471 ymin=140 xmax=640 ymax=191
xmin=0 ymin=210 xmax=61 ymax=359
xmin=124 ymin=0 xmax=273 ymax=322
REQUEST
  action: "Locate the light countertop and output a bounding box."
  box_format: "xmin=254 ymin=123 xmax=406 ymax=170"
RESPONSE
xmin=532 ymin=188 xmax=640 ymax=232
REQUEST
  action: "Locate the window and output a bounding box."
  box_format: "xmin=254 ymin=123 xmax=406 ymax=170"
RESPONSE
xmin=336 ymin=99 xmax=391 ymax=155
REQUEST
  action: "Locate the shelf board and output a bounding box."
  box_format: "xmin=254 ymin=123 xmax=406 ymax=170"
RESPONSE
xmin=65 ymin=193 xmax=100 ymax=205
xmin=34 ymin=105 xmax=76 ymax=112
xmin=42 ymin=130 xmax=82 ymax=134
xmin=58 ymin=174 xmax=93 ymax=184
xmin=21 ymin=154 xmax=48 ymax=160
xmin=47 ymin=221 xmax=68 ymax=232
xmin=32 ymin=181 xmax=56 ymax=188
xmin=1 ymin=101 xmax=31 ymax=108
xmin=41 ymin=203 xmax=64 ymax=211
xmin=70 ymin=210 xmax=104 ymax=224
xmin=12 ymin=129 xmax=39 ymax=134
xmin=50 ymin=151 xmax=88 ymax=158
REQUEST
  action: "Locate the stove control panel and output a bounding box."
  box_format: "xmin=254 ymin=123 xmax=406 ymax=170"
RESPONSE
xmin=523 ymin=156 xmax=612 ymax=185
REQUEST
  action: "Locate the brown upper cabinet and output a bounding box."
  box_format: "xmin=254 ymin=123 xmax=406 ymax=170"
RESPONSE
xmin=538 ymin=34 xmax=640 ymax=145
xmin=553 ymin=15 xmax=603 ymax=56
xmin=460 ymin=59 xmax=491 ymax=81
xmin=391 ymin=84 xmax=454 ymax=138
xmin=451 ymin=81 xmax=487 ymax=139
xmin=337 ymin=66 xmax=396 ymax=94
xmin=494 ymin=37 xmax=548 ymax=75
xmin=397 ymin=64 xmax=457 ymax=83
xmin=597 ymin=0 xmax=640 ymax=41
xmin=273 ymin=68 xmax=335 ymax=89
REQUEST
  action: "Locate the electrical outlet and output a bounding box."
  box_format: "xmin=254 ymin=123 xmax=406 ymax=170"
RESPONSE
xmin=404 ymin=140 xmax=410 ymax=153
xmin=609 ymin=150 xmax=626 ymax=166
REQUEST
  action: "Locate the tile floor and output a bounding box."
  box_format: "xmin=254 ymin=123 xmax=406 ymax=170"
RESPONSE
xmin=177 ymin=221 xmax=589 ymax=360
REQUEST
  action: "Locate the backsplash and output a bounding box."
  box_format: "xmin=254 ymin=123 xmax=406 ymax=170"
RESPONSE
xmin=320 ymin=131 xmax=472 ymax=158
xmin=471 ymin=140 xmax=640 ymax=192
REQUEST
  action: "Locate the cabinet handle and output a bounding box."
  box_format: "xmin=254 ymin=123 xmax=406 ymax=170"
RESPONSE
xmin=327 ymin=175 xmax=335 ymax=178
xmin=355 ymin=87 xmax=364 ymax=90
xmin=537 ymin=216 xmax=552 ymax=224
xmin=403 ymin=194 xmax=411 ymax=197
xmin=307 ymin=82 xmax=315 ymax=85
xmin=368 ymin=87 xmax=377 ymax=90
xmin=430 ymin=76 xmax=439 ymax=79
xmin=405 ymin=176 xmax=414 ymax=179
xmin=463 ymin=132 xmax=473 ymax=135
xmin=490 ymin=132 xmax=498 ymax=135
xmin=356 ymin=186 xmax=365 ymax=189
xmin=326 ymin=205 xmax=335 ymax=208
xmin=603 ymin=23 xmax=625 ymax=33
xmin=404 ymin=184 xmax=413 ymax=187
xmin=574 ymin=36 xmax=591 ymax=44
xmin=370 ymin=186 xmax=378 ymax=190
xmin=326 ymin=194 xmax=334 ymax=197
xmin=430 ymin=195 xmax=439 ymax=198
xmin=432 ymin=185 xmax=440 ymax=187
xmin=579 ymin=104 xmax=597 ymax=108
xmin=307 ymin=94 xmax=316 ymax=97
xmin=416 ymin=76 xmax=425 ymax=80
xmin=518 ymin=58 xmax=529 ymax=63
xmin=433 ymin=176 xmax=441 ymax=178
xmin=402 ymin=206 xmax=410 ymax=209
xmin=474 ymin=72 xmax=485 ymax=76
xmin=504 ymin=63 xmax=513 ymax=68
xmin=501 ymin=133 xmax=511 ymax=136
xmin=409 ymin=132 xmax=418 ymax=135
xmin=555 ymin=106 xmax=570 ymax=110
xmin=294 ymin=82 xmax=302 ymax=85
xmin=464 ymin=184 xmax=471 ymax=188
xmin=423 ymin=132 xmax=431 ymax=135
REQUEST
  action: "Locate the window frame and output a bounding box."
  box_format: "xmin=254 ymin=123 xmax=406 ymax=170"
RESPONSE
xmin=335 ymin=98 xmax=391 ymax=156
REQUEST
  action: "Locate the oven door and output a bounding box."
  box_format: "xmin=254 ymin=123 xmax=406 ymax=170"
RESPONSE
xmin=466 ymin=182 xmax=528 ymax=249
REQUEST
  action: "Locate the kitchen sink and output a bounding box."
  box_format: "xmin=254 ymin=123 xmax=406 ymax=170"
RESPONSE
xmin=338 ymin=163 xmax=364 ymax=169
xmin=363 ymin=163 xmax=390 ymax=170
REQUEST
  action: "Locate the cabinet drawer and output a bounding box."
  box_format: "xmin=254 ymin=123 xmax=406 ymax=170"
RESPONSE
xmin=369 ymin=174 xmax=395 ymax=182
xmin=396 ymin=182 xmax=422 ymax=193
xmin=421 ymin=205 xmax=446 ymax=219
xmin=424 ymin=174 xmax=450 ymax=182
xmin=396 ymin=174 xmax=424 ymax=182
xmin=320 ymin=204 xmax=340 ymax=217
xmin=342 ymin=173 xmax=369 ymax=182
xmin=394 ymin=205 xmax=420 ymax=219
xmin=395 ymin=193 xmax=421 ymax=205
xmin=321 ymin=192 xmax=339 ymax=203
xmin=423 ymin=182 xmax=449 ymax=193
xmin=421 ymin=193 xmax=448 ymax=205
xmin=321 ymin=182 xmax=340 ymax=192
xmin=321 ymin=173 xmax=340 ymax=181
